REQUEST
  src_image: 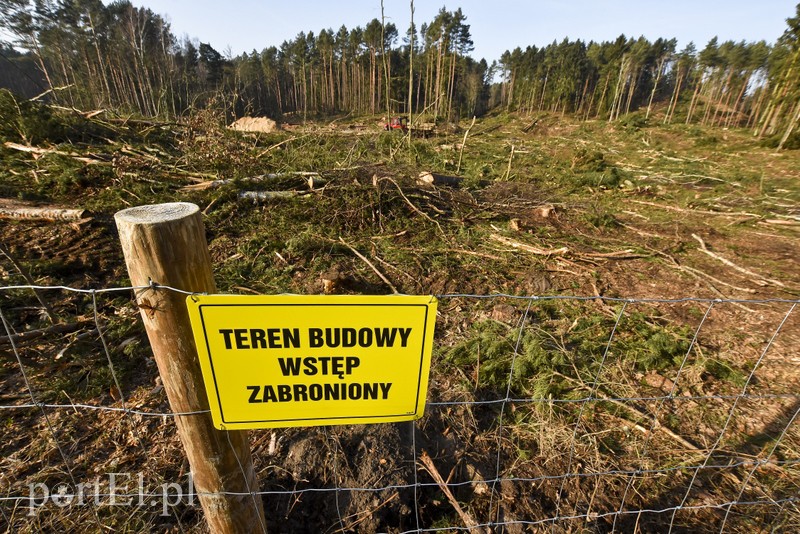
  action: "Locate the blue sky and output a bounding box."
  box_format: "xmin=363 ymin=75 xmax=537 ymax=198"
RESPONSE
xmin=124 ymin=0 xmax=797 ymax=62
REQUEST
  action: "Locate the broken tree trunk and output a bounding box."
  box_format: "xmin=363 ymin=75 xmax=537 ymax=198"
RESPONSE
xmin=489 ymin=233 xmax=569 ymax=256
xmin=4 ymin=141 xmax=107 ymax=165
xmin=238 ymin=191 xmax=308 ymax=201
xmin=416 ymin=171 xmax=463 ymax=187
xmin=0 ymin=200 xmax=88 ymax=222
xmin=181 ymin=172 xmax=324 ymax=192
xmin=0 ymin=320 xmax=91 ymax=347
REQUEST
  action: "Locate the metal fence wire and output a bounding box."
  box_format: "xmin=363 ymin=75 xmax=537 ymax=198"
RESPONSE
xmin=1 ymin=283 xmax=798 ymax=533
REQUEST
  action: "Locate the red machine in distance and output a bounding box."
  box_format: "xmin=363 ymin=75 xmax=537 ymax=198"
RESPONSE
xmin=383 ymin=117 xmax=408 ymax=131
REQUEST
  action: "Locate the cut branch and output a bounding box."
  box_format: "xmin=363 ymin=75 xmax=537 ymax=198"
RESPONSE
xmin=629 ymin=200 xmax=761 ymax=219
xmin=419 ymin=451 xmax=486 ymax=533
xmin=376 ymin=176 xmax=445 ymax=237
xmin=0 ymin=244 xmax=58 ymax=324
xmin=338 ymin=237 xmax=398 ymax=293
xmin=489 ymin=233 xmax=569 ymax=256
xmin=692 ymin=234 xmax=785 ymax=288
xmin=239 ymin=191 xmax=309 ymax=201
xmin=552 ymin=371 xmax=701 ymax=452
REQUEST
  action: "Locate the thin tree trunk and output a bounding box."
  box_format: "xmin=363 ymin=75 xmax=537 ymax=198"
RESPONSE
xmin=381 ymin=0 xmax=391 ymax=121
xmin=646 ymin=57 xmax=665 ymax=119
xmin=686 ymin=75 xmax=703 ymax=124
xmin=665 ymin=69 xmax=684 ymax=124
xmin=609 ymin=57 xmax=627 ymax=122
xmin=448 ymin=47 xmax=457 ymax=120
xmin=408 ymin=0 xmax=414 ymax=145
xmin=434 ymin=38 xmax=443 ymax=121
xmin=748 ymin=83 xmax=767 ymax=131
xmin=777 ymin=100 xmax=800 ymax=150
xmin=596 ymin=72 xmax=610 ymax=118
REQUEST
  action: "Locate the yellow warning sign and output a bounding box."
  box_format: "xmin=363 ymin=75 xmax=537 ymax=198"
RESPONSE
xmin=186 ymin=294 xmax=437 ymax=429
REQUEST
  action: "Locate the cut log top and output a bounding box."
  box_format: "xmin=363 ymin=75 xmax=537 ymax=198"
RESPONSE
xmin=114 ymin=202 xmax=198 ymax=225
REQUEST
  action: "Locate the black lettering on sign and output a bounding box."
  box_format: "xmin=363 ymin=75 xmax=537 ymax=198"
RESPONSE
xmin=305 ymin=328 xmax=413 ymax=348
xmin=219 ymin=328 xmax=301 ymax=349
xmin=248 ymin=382 xmax=393 ymax=403
xmin=219 ymin=329 xmax=234 ymax=349
xmin=373 ymin=328 xmax=395 ymax=347
xmin=309 ymin=328 xmax=323 ymax=348
xmin=262 ymin=386 xmax=277 ymax=402
xmin=277 ymin=357 xmax=361 ymax=379
xmin=278 ymin=358 xmax=302 ymax=376
xmin=234 ymin=329 xmax=249 ymax=349
xmin=250 ymin=328 xmax=266 ymax=348
xmin=294 ymin=384 xmax=308 ymax=401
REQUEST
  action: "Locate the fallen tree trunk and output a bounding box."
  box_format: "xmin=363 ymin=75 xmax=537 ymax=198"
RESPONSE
xmin=692 ymin=233 xmax=785 ymax=288
xmin=0 ymin=320 xmax=92 ymax=347
xmin=4 ymin=141 xmax=107 ymax=165
xmin=238 ymin=191 xmax=308 ymax=201
xmin=489 ymin=233 xmax=570 ymax=256
xmin=181 ymin=172 xmax=324 ymax=192
xmin=0 ymin=200 xmax=88 ymax=221
xmin=417 ymin=171 xmax=463 ymax=187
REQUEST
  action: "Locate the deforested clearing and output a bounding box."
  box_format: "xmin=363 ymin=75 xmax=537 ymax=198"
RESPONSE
xmin=1 ymin=1 xmax=799 ymax=532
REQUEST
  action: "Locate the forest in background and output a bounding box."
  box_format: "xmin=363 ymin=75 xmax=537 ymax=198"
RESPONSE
xmin=1 ymin=1 xmax=800 ymax=148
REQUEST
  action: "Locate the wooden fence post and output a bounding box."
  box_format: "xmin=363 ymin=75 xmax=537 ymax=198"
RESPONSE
xmin=115 ymin=202 xmax=266 ymax=533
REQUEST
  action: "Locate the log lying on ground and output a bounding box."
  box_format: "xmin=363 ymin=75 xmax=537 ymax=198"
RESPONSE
xmin=490 ymin=233 xmax=569 ymax=256
xmin=238 ymin=191 xmax=309 ymax=201
xmin=181 ymin=172 xmax=324 ymax=192
xmin=4 ymin=141 xmax=107 ymax=165
xmin=489 ymin=232 xmax=645 ymax=263
xmin=0 ymin=320 xmax=92 ymax=347
xmin=416 ymin=171 xmax=463 ymax=187
xmin=692 ymin=233 xmax=786 ymax=288
xmin=762 ymin=218 xmax=800 ymax=226
xmin=0 ymin=199 xmax=88 ymax=221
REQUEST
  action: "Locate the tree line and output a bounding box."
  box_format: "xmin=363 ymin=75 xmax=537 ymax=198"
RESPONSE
xmin=1 ymin=0 xmax=798 ymax=146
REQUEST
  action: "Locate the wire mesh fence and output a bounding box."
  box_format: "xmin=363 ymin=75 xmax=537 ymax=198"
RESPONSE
xmin=1 ymin=282 xmax=798 ymax=532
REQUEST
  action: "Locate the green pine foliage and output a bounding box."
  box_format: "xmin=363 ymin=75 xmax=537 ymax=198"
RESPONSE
xmin=1 ymin=2 xmax=798 ymax=145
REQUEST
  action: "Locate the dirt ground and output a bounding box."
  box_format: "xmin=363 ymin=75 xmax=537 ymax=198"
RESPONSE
xmin=1 ymin=110 xmax=799 ymax=532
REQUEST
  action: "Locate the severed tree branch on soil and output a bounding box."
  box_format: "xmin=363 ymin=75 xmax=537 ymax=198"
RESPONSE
xmin=489 ymin=231 xmax=646 ymax=263
xmin=375 ymin=176 xmax=446 ymax=237
xmin=0 ymin=244 xmax=58 ymax=324
xmin=691 ymin=233 xmax=786 ymax=288
xmin=0 ymin=320 xmax=91 ymax=347
xmin=337 ymin=237 xmax=399 ymax=294
xmin=419 ymin=451 xmax=487 ymax=533
xmin=489 ymin=233 xmax=569 ymax=256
